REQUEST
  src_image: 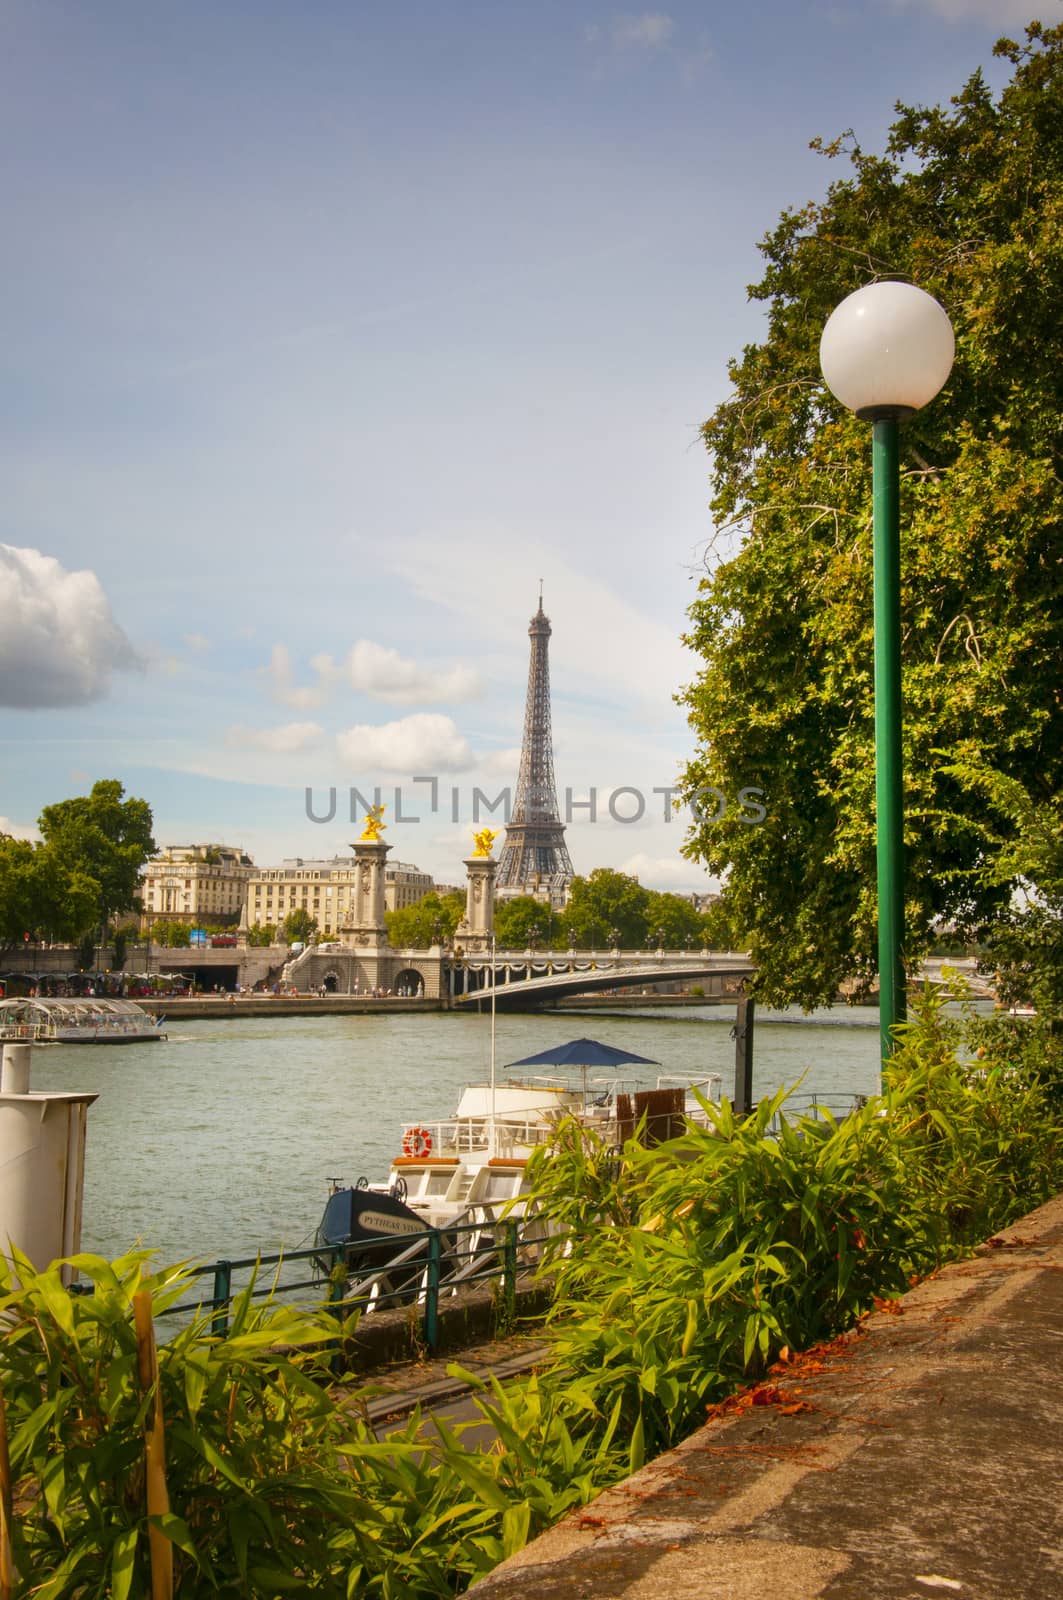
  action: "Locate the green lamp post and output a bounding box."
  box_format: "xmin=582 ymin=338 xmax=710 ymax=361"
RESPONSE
xmin=819 ymin=282 xmax=954 ymax=1064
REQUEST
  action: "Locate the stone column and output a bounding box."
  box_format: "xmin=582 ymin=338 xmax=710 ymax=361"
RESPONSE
xmin=457 ymin=854 xmax=497 ymax=953
xmin=341 ymin=838 xmax=391 ymax=947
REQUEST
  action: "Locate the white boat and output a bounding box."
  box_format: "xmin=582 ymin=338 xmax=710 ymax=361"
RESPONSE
xmin=353 ymin=1037 xmax=722 ymax=1231
xmin=0 ymin=997 xmax=167 ymax=1045
xmin=316 ymin=1043 xmax=722 ymax=1308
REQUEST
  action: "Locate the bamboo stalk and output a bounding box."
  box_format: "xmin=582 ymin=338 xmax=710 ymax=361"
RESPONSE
xmin=133 ymin=1291 xmax=174 ymax=1600
xmin=0 ymin=1386 xmax=15 ymax=1600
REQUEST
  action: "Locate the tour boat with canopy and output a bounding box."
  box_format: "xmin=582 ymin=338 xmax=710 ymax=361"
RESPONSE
xmin=0 ymin=997 xmax=166 ymax=1044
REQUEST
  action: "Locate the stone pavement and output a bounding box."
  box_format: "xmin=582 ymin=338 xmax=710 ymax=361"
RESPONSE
xmin=472 ymin=1192 xmax=1063 ymax=1599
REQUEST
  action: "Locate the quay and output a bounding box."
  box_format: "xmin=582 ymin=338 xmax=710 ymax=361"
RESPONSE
xmin=141 ymin=993 xmax=444 ymax=1019
xmin=138 ymin=992 xmax=738 ymax=1020
xmin=473 ymin=1190 xmax=1063 ymax=1599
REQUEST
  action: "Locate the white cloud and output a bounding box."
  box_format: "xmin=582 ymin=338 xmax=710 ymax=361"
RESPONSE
xmin=587 ymin=12 xmax=675 ymax=49
xmin=477 ymin=747 xmax=522 ymax=779
xmin=344 ymin=640 xmax=483 ymax=705
xmin=892 ymin=0 xmax=1062 ymax=21
xmin=335 ymin=713 xmax=475 ymax=773
xmin=0 ymin=817 xmax=41 ymax=842
xmin=620 ymin=851 xmax=719 ymax=893
xmin=226 ymin=721 xmax=325 ymax=753
xmin=263 ymin=644 xmax=332 ymax=710
xmin=396 ymin=526 xmax=692 ymax=711
xmin=263 ymin=639 xmax=483 ymax=709
xmin=0 ymin=545 xmax=140 ymax=708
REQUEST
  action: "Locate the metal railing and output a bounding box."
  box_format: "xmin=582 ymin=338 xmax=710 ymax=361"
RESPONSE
xmin=73 ymin=1215 xmax=544 ymax=1356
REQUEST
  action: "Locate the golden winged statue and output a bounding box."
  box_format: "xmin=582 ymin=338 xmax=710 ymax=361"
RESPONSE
xmin=471 ymin=827 xmax=500 ymax=858
xmin=359 ymin=803 xmax=387 ymax=841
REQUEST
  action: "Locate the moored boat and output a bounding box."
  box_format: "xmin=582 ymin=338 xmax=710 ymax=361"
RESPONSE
xmin=319 ymin=1040 xmax=722 ymax=1259
xmin=0 ymin=997 xmax=167 ymax=1044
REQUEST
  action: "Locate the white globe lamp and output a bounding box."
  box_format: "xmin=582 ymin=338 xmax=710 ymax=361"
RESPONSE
xmin=819 ymin=281 xmax=955 ymax=419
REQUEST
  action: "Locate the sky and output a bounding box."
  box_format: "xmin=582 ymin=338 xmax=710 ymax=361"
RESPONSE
xmin=0 ymin=0 xmax=1056 ymax=892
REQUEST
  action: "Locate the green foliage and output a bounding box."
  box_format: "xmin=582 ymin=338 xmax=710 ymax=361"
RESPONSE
xmin=884 ymin=986 xmax=1061 ymax=1247
xmin=562 ymin=869 xmax=649 ymax=948
xmin=386 ymin=890 xmax=465 ymax=948
xmin=150 ymin=920 xmax=192 ymax=948
xmin=527 ymin=986 xmax=1063 ymax=1458
xmin=0 ymin=1253 xmax=609 ymax=1598
xmin=0 ymin=1252 xmax=377 ymax=1596
xmin=246 ymin=922 xmax=278 ymax=947
xmin=679 ymin=23 xmax=1063 ymax=1006
xmin=941 ymin=758 xmax=1063 ymax=1021
xmin=494 ymin=896 xmax=556 ymax=948
xmin=281 ymin=907 xmax=318 ymax=945
xmin=39 ymin=780 xmax=156 ymax=930
xmin=0 ymin=833 xmax=101 ymax=958
xmin=643 ymin=890 xmax=706 ymax=949
xmin=4 ymin=994 xmax=1059 ymax=1596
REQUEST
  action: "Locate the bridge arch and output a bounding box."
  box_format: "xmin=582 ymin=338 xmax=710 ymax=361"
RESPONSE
xmin=392 ymin=966 xmax=426 ymax=997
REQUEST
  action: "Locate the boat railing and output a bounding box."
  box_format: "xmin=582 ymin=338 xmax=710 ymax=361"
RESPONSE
xmin=401 ymin=1117 xmax=560 ymax=1157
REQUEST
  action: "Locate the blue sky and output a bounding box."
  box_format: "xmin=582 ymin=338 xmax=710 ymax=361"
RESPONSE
xmin=0 ymin=0 xmax=1053 ymax=890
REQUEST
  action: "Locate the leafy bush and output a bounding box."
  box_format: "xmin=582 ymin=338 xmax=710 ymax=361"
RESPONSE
xmin=525 ymin=985 xmax=1063 ymax=1457
xmin=2 ymin=991 xmax=1059 ymax=1596
xmin=0 ymin=1252 xmax=375 ymax=1596
xmin=0 ymin=1254 xmax=614 ymax=1597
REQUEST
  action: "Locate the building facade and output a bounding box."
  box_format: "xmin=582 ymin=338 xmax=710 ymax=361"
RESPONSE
xmin=140 ymin=844 xmax=254 ymax=928
xmin=245 ymin=856 xmax=432 ymax=934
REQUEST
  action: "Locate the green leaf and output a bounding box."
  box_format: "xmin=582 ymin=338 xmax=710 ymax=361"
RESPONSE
xmin=502 ymin=1499 xmax=533 ymax=1558
xmin=628 ymin=1411 xmax=645 ymax=1473
xmin=110 ymin=1525 xmax=139 ymax=1600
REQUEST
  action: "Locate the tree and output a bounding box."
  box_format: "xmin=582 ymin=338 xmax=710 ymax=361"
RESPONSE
xmin=38 ymin=780 xmax=155 ymax=933
xmin=562 ymin=870 xmax=649 ymax=949
xmin=111 ymin=925 xmax=136 ymax=969
xmin=150 ymin=920 xmax=192 ymax=948
xmin=247 ymin=922 xmax=278 ymax=947
xmin=0 ymin=833 xmax=101 ymax=959
xmin=494 ymin=896 xmax=556 ymax=949
xmin=386 ymin=891 xmax=465 ymax=948
xmin=644 ymin=891 xmax=706 ymax=950
xmin=281 ymin=908 xmax=318 ymax=945
xmin=944 ymin=760 xmax=1063 ymax=1019
xmin=679 ymin=24 xmax=1063 ymax=1007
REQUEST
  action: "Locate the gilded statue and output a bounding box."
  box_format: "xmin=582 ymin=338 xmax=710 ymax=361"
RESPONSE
xmin=359 ymin=803 xmax=387 ymax=841
xmin=471 ymin=827 xmax=499 ymax=858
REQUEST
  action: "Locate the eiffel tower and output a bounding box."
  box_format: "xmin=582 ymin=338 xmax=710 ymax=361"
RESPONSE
xmin=496 ymin=588 xmax=574 ymax=902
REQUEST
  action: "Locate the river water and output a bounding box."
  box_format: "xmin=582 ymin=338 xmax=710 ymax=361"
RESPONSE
xmin=30 ymin=1006 xmax=884 ymax=1270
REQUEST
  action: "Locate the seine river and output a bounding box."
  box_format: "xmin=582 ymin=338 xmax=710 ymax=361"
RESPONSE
xmin=31 ymin=1006 xmax=884 ymax=1270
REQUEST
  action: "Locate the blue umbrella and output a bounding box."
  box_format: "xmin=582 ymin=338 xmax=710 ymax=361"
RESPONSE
xmin=505 ymin=1037 xmax=659 ymax=1069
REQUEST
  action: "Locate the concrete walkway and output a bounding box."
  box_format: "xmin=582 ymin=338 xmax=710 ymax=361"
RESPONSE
xmin=472 ymin=1192 xmax=1063 ymax=1600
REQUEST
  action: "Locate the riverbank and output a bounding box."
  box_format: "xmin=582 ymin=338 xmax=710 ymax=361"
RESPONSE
xmin=473 ymin=1189 xmax=1063 ymax=1598
xmin=139 ymin=992 xmax=731 ymax=1019
xmin=142 ymin=994 xmax=443 ymax=1018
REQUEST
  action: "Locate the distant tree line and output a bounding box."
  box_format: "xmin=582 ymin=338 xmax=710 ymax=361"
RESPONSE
xmin=384 ymin=869 xmax=713 ymax=951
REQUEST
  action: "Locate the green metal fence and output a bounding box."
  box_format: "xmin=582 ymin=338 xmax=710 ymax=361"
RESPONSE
xmin=73 ymin=1216 xmax=539 ymax=1357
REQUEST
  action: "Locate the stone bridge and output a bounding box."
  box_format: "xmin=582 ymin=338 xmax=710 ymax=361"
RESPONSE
xmin=451 ymin=950 xmax=755 ymax=1010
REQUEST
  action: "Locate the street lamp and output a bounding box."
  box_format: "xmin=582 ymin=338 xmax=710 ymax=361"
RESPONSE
xmin=819 ymin=281 xmax=954 ymax=1064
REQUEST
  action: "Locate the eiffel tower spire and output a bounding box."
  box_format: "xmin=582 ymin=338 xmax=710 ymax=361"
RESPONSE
xmin=496 ymin=590 xmax=574 ymax=900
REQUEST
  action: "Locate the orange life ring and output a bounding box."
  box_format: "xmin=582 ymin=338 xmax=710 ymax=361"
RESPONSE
xmin=402 ymin=1126 xmax=433 ymax=1159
